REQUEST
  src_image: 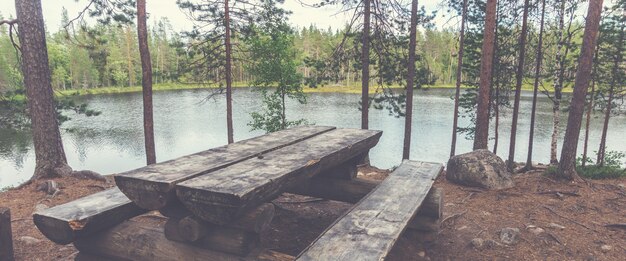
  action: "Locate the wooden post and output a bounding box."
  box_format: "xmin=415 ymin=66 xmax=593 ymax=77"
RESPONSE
xmin=0 ymin=207 xmax=14 ymax=261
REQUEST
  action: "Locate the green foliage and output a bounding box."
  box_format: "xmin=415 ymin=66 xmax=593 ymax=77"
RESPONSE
xmin=246 ymin=6 xmax=307 ymax=133
xmin=575 ymin=151 xmax=626 ymax=179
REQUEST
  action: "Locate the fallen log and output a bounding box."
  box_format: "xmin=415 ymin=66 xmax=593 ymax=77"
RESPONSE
xmin=0 ymin=207 xmax=14 ymax=261
xmin=33 ymin=188 xmax=146 ymax=244
xmin=605 ymin=223 xmax=626 ymax=230
xmin=75 ymin=219 xmax=281 ymax=261
xmin=115 ymin=125 xmax=335 ymax=210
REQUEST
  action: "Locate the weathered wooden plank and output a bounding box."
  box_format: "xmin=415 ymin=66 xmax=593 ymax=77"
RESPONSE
xmin=296 ymin=161 xmax=443 ymax=261
xmin=75 ymin=219 xmax=272 ymax=261
xmin=115 ymin=125 xmax=336 ymax=210
xmin=33 ymin=188 xmax=146 ymax=245
xmin=176 ymin=128 xmax=383 ymax=224
xmin=0 ymin=207 xmax=14 ymax=261
xmin=290 ymin=178 xmax=443 ymax=219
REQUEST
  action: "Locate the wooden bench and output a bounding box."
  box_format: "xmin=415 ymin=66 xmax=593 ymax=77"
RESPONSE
xmin=33 ymin=126 xmax=387 ymax=260
xmin=296 ymin=160 xmax=443 ymax=261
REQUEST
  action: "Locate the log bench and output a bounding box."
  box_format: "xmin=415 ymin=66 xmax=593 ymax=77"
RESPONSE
xmin=296 ymin=160 xmax=443 ymax=261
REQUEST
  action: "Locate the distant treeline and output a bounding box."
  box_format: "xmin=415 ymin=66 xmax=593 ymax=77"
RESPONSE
xmin=1 ymin=10 xmax=587 ymax=93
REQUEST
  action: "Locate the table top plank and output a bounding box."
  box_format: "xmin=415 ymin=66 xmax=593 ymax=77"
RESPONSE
xmin=176 ymin=128 xmax=383 ymax=224
xmin=296 ymin=161 xmax=443 ymax=261
xmin=115 ymin=125 xmax=335 ymax=210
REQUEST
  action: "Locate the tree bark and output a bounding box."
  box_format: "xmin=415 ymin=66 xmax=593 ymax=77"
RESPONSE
xmin=137 ymin=0 xmax=156 ymax=165
xmin=0 ymin=207 xmax=14 ymax=261
xmin=526 ymin=0 xmax=546 ymax=170
xmin=403 ymin=0 xmax=418 ymax=160
xmin=225 ymin=0 xmax=234 ymax=144
xmin=16 ymin=0 xmax=72 ymax=180
xmin=550 ymin=1 xmax=566 ymax=165
xmin=361 ymin=0 xmax=371 ymax=130
xmin=450 ymin=0 xmax=468 ymax=158
xmin=597 ymin=23 xmax=624 ymax=166
xmin=557 ymin=0 xmax=604 ymax=180
xmin=507 ymin=0 xmax=531 ymax=171
xmin=473 ymin=0 xmax=497 ymax=150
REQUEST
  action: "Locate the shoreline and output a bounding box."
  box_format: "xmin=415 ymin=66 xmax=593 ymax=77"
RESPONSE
xmin=51 ymin=82 xmax=574 ymax=97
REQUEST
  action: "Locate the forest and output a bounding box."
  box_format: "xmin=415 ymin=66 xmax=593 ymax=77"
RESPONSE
xmin=0 ymin=0 xmax=625 ymax=260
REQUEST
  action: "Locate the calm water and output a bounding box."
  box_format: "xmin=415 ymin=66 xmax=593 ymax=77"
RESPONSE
xmin=1 ymin=88 xmax=624 ymax=188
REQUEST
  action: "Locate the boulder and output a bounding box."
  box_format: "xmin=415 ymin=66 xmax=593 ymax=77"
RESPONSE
xmin=446 ymin=149 xmax=514 ymax=190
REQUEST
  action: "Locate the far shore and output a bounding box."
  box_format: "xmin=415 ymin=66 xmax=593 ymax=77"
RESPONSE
xmin=48 ymin=82 xmax=574 ymax=97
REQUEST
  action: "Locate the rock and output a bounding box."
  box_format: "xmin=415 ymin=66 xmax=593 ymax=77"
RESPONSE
xmin=618 ymin=184 xmax=625 ymax=190
xmin=585 ymin=255 xmax=597 ymax=261
xmin=446 ymin=149 xmax=514 ymax=190
xmin=470 ymin=238 xmax=484 ymax=249
xmin=527 ymin=225 xmax=545 ymax=236
xmin=417 ymin=251 xmax=426 ymax=258
xmin=600 ymin=245 xmax=612 ymax=253
xmin=484 ymin=239 xmax=499 ymax=248
xmin=33 ymin=203 xmax=49 ymax=213
xmin=546 ymin=223 xmax=565 ymax=230
xmin=19 ymin=236 xmax=41 ymax=245
xmin=500 ymin=227 xmax=520 ymax=245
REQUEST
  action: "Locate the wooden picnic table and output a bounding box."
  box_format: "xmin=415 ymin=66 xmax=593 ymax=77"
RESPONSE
xmin=33 ymin=125 xmax=443 ymax=261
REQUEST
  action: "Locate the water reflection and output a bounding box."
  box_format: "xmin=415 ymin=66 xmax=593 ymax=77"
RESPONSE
xmin=0 ymin=88 xmax=624 ymax=188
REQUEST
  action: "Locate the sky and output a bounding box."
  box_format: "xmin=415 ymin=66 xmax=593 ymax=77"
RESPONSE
xmin=0 ymin=0 xmax=453 ymax=33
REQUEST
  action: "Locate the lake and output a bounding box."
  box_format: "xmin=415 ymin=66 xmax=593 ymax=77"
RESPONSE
xmin=1 ymin=88 xmax=624 ymax=188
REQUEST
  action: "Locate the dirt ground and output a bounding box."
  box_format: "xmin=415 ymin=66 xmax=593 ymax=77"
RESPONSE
xmin=1 ymin=166 xmax=625 ymax=261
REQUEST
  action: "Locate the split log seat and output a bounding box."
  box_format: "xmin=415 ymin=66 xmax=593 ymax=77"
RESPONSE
xmin=296 ymin=160 xmax=443 ymax=261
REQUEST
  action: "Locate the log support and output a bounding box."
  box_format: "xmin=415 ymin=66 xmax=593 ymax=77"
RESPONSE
xmin=75 ymin=219 xmax=290 ymax=260
xmin=164 ymin=217 xmax=260 ymax=256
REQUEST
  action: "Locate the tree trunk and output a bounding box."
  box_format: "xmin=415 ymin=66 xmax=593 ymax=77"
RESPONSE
xmin=557 ymin=0 xmax=604 ymax=180
xmin=450 ymin=0 xmax=468 ymax=158
xmin=137 ymin=0 xmax=156 ymax=165
xmin=0 ymin=208 xmax=14 ymax=261
xmin=16 ymin=0 xmax=72 ymax=180
xmin=597 ymin=22 xmax=624 ymax=166
xmin=526 ymin=0 xmax=546 ymax=170
xmin=225 ymin=0 xmax=234 ymax=144
xmin=491 ymin=10 xmax=500 ymax=155
xmin=507 ymin=0 xmax=531 ymax=171
xmin=582 ymin=76 xmax=596 ymax=167
xmin=550 ymin=1 xmax=566 ymax=165
xmin=361 ymin=0 xmax=371 ymax=130
xmin=126 ymin=26 xmax=134 ymax=87
xmin=473 ymin=0 xmax=497 ymax=150
xmin=403 ymin=0 xmax=418 ymax=160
